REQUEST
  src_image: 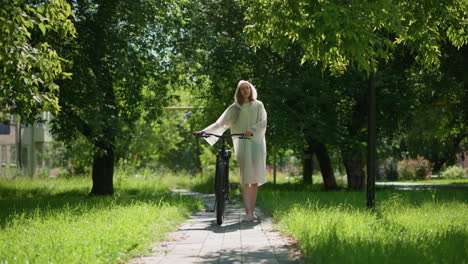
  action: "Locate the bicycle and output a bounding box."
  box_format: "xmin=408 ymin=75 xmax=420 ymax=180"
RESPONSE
xmin=194 ymin=132 xmax=248 ymax=225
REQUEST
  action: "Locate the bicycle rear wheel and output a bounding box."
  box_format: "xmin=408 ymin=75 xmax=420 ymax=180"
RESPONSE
xmin=215 ymin=161 xmax=227 ymax=225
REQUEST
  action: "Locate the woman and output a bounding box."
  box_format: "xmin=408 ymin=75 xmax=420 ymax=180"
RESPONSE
xmin=194 ymin=80 xmax=267 ymax=222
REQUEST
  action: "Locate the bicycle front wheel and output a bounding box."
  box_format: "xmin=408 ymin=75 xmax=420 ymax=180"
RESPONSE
xmin=215 ymin=161 xmax=227 ymax=225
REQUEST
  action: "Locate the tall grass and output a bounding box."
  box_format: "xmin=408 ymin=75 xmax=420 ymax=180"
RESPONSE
xmin=0 ymin=176 xmax=202 ymax=264
xmin=182 ymin=170 xmax=328 ymax=194
xmin=257 ymin=184 xmax=468 ymax=263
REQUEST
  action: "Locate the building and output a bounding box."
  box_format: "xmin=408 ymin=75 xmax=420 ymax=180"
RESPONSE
xmin=0 ymin=113 xmax=54 ymax=178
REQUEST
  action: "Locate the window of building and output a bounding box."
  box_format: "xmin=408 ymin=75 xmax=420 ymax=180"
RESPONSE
xmin=0 ymin=122 xmax=10 ymax=134
xmin=1 ymin=145 xmax=6 ymax=166
xmin=10 ymin=145 xmax=16 ymax=166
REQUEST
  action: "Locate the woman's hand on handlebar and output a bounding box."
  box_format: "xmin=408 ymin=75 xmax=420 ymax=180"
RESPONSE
xmin=244 ymin=131 xmax=253 ymax=137
xmin=193 ymin=130 xmax=204 ymax=136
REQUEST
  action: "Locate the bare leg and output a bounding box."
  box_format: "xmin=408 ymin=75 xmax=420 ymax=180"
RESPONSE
xmin=249 ymin=183 xmax=258 ymax=219
xmin=241 ymin=184 xmax=251 ymax=215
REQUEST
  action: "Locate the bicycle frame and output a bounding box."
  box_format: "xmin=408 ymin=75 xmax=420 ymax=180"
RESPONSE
xmin=216 ymin=136 xmax=231 ymax=195
xmin=195 ymin=132 xmax=246 ymax=225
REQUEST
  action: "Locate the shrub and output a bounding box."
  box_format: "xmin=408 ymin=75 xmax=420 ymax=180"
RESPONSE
xmin=440 ymin=166 xmax=467 ymax=179
xmin=382 ymin=159 xmax=398 ymax=181
xmin=397 ymin=157 xmax=431 ymax=180
xmin=397 ymin=161 xmax=413 ymax=180
xmin=414 ymin=157 xmax=431 ymax=180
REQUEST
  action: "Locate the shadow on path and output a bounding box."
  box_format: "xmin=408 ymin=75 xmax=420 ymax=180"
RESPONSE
xmin=128 ymin=190 xmax=301 ymax=264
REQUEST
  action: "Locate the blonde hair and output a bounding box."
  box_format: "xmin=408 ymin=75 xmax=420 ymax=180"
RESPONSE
xmin=234 ymin=80 xmax=257 ymax=104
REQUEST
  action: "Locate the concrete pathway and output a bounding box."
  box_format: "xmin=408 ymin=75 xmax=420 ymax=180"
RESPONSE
xmin=376 ymin=182 xmax=468 ymax=190
xmin=128 ymin=190 xmax=300 ymax=264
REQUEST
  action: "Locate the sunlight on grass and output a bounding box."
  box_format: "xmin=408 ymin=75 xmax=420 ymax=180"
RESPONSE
xmin=0 ymin=176 xmax=202 ymax=264
xmin=258 ymin=188 xmax=468 ymax=263
xmin=2 ymin=172 xmax=466 ymax=264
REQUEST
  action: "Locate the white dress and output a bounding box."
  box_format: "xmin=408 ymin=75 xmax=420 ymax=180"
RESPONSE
xmin=203 ymin=100 xmax=267 ymax=186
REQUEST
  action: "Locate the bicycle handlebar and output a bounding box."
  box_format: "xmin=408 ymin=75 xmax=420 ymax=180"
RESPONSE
xmin=194 ymin=132 xmax=250 ymax=139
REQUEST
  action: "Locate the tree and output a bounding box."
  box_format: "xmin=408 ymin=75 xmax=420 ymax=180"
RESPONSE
xmin=399 ymin=44 xmax=467 ymax=172
xmin=174 ymin=0 xmax=341 ymax=189
xmin=173 ymin=0 xmax=255 ymax=116
xmin=171 ymin=0 xmax=259 ymax=170
xmin=118 ymin=88 xmax=205 ymax=173
xmin=242 ymin=0 xmax=467 ymax=206
xmin=0 ymin=0 xmax=75 ymax=122
xmin=332 ymin=70 xmax=368 ymax=190
xmin=51 ymin=0 xmax=186 ymax=195
xmin=251 ymin=47 xmax=339 ymax=189
xmin=177 ymin=2 xmax=337 ymax=146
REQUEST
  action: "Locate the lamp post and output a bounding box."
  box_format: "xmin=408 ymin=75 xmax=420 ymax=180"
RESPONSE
xmin=367 ymin=71 xmax=376 ymax=208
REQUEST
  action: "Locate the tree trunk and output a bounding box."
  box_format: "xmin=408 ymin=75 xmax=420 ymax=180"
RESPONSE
xmin=273 ymin=145 xmax=277 ymax=184
xmin=303 ymin=147 xmax=313 ymax=184
xmin=344 ymin=151 xmax=365 ymax=190
xmin=431 ymin=158 xmax=447 ymax=174
xmin=90 ymin=148 xmax=114 ymax=195
xmin=310 ymin=140 xmax=338 ymax=190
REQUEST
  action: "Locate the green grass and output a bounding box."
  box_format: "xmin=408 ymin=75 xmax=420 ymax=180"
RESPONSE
xmin=6 ymin=170 xmax=464 ymax=264
xmin=0 ymin=176 xmax=203 ymax=264
xmin=185 ymin=171 xmax=332 ymax=194
xmin=257 ymin=183 xmax=468 ymax=263
xmin=183 ymin=170 xmax=468 ymax=263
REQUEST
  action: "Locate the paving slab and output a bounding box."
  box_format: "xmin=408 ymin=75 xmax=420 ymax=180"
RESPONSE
xmin=127 ymin=190 xmax=301 ymax=264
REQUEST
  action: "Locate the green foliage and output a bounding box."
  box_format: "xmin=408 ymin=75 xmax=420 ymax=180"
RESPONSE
xmin=172 ymin=0 xmax=256 ymax=125
xmin=51 ymin=0 xmax=181 ymax=148
xmin=258 ymin=187 xmax=468 ymax=263
xmin=440 ymin=166 xmax=467 ymax=179
xmin=398 ymin=44 xmax=467 ymax=170
xmin=381 ymin=159 xmax=399 ymax=181
xmin=42 ymin=136 xmax=94 ymax=176
xmin=0 ymin=0 xmax=76 ymax=122
xmin=116 ymin=85 xmax=206 ymax=173
xmin=239 ymin=0 xmax=466 ymax=189
xmin=397 ymin=157 xmax=432 ymax=181
xmin=97 ymin=0 xmax=466 ymax=186
xmin=256 ymin=51 xmax=341 ymax=147
xmin=118 ymin=113 xmax=184 ymax=170
xmin=0 ymin=177 xmax=202 ymax=264
xmin=243 ymin=0 xmax=467 ymax=75
xmin=43 ymin=0 xmax=196 ymax=193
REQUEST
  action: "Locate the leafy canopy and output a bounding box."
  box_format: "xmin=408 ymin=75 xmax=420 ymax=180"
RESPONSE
xmin=242 ymin=0 xmax=467 ymax=75
xmin=0 ymin=0 xmax=75 ymax=122
xmin=51 ymin=0 xmax=187 ymax=154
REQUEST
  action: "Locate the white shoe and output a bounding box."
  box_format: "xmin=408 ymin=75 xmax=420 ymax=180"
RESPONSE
xmin=242 ymin=214 xmax=253 ymax=222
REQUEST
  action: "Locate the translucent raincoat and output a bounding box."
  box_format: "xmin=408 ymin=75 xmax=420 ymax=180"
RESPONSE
xmin=203 ymin=100 xmax=267 ymax=185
